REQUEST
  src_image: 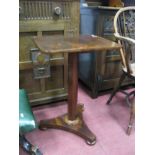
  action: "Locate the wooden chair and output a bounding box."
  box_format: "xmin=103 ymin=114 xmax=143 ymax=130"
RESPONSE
xmin=106 ymin=6 xmax=135 ymax=135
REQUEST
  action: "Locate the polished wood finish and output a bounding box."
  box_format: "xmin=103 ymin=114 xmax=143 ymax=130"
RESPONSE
xmin=68 ymin=53 xmax=78 ymax=120
xmin=34 ymin=35 xmax=121 ymax=54
xmin=40 ymin=104 xmax=96 ymax=144
xmin=19 ymin=0 xmax=80 ymax=106
xmin=34 ymin=35 xmax=121 ymax=144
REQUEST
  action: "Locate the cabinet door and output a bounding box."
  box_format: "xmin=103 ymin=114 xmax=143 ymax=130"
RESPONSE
xmin=96 ymin=11 xmax=133 ymax=90
xmin=19 ymin=31 xmax=68 ymax=106
xmin=19 ymin=0 xmax=80 ymax=106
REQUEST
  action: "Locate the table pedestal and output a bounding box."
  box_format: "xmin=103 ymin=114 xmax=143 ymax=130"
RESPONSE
xmin=39 ymin=53 xmax=96 ymax=145
xmin=39 ymin=104 xmax=96 ymax=145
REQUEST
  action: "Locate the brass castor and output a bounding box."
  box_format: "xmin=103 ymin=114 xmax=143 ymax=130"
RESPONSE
xmin=39 ymin=126 xmax=48 ymax=131
xmin=86 ymin=140 xmax=96 ymax=145
xmin=31 ymin=146 xmax=43 ymax=155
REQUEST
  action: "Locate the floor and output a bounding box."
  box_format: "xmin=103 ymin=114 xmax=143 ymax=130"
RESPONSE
xmin=20 ymin=85 xmax=135 ymax=155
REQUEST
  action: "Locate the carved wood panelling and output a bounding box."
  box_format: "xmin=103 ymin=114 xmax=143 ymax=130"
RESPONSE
xmin=19 ymin=0 xmax=74 ymax=20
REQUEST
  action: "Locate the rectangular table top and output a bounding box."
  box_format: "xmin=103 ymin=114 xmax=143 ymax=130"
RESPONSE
xmin=33 ymin=35 xmax=121 ymax=54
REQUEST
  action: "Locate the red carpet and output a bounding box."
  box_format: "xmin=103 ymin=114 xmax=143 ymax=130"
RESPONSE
xmin=20 ymin=85 xmax=135 ymax=155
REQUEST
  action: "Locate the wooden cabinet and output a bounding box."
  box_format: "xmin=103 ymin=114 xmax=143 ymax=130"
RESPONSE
xmin=79 ymin=6 xmax=134 ymax=98
xmin=19 ymin=0 xmax=80 ymax=106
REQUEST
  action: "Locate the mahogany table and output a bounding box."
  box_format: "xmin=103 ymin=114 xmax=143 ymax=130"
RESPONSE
xmin=34 ymin=35 xmax=121 ymax=145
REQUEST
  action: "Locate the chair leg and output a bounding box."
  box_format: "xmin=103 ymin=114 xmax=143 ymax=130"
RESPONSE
xmin=107 ymin=72 xmax=126 ymax=105
xmin=126 ymin=91 xmax=135 ymax=107
xmin=19 ymin=134 xmax=43 ymax=155
xmin=126 ymin=98 xmax=135 ymax=135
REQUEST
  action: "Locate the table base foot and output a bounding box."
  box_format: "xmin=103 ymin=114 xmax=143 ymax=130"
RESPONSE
xmin=39 ymin=104 xmax=96 ymax=145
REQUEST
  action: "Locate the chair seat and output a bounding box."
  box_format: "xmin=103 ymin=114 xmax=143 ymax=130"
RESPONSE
xmin=122 ymin=63 xmax=135 ymax=77
xmin=19 ymin=89 xmax=37 ymax=134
